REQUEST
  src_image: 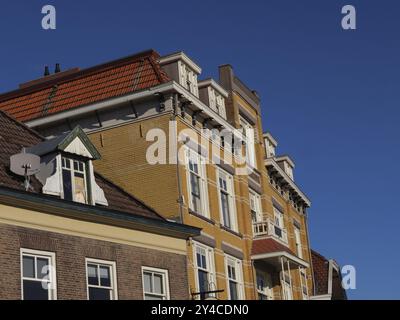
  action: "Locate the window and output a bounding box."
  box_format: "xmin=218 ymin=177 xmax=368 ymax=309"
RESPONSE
xmin=180 ymin=63 xmax=198 ymax=96
xmin=193 ymin=242 xmax=216 ymax=300
xmin=21 ymin=249 xmax=56 ymax=300
xmin=225 ymin=255 xmax=244 ymax=300
xmin=239 ymin=116 xmax=256 ymax=168
xmin=273 ymin=206 xmax=285 ymax=239
xmin=249 ymin=191 xmax=262 ymax=223
xmin=142 ymin=267 xmax=170 ymax=300
xmin=215 ymin=95 xmax=226 ymax=119
xmin=209 ymin=88 xmax=226 ymax=119
xmin=62 ymin=157 xmax=88 ymax=204
xmin=294 ymin=226 xmax=303 ymax=259
xmin=86 ymin=259 xmax=117 ymax=300
xmin=282 ymin=272 xmax=293 ymax=300
xmin=186 ymin=149 xmax=209 ymax=217
xmin=256 ymin=272 xmax=274 ymax=300
xmin=300 ymin=268 xmax=309 ymax=300
xmin=217 ymin=169 xmax=237 ymax=231
xmin=265 ymin=139 xmax=275 ymax=158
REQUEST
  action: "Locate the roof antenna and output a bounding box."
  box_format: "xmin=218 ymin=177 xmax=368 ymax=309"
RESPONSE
xmin=44 ymin=66 xmax=50 ymax=76
xmin=10 ymin=148 xmax=41 ymax=191
xmin=55 ymin=63 xmax=61 ymax=73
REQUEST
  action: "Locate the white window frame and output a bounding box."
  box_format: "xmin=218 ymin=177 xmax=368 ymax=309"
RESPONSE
xmin=294 ymin=226 xmax=303 ymax=259
xmin=180 ymin=62 xmax=198 ymax=96
xmin=85 ymin=258 xmax=118 ymax=300
xmin=215 ymin=94 xmax=226 ymax=119
xmin=282 ymin=271 xmax=293 ymax=300
xmin=185 ymin=148 xmax=210 ymax=218
xmin=300 ymin=267 xmax=309 ymax=300
xmin=142 ymin=267 xmax=170 ymax=300
xmin=273 ymin=207 xmax=284 ymax=229
xmin=20 ymin=248 xmax=57 ymax=300
xmin=224 ymin=254 xmax=244 ymax=300
xmin=61 ymin=156 xmax=89 ymax=204
xmin=192 ymin=241 xmax=216 ymax=300
xmin=217 ymin=168 xmax=237 ymax=231
xmin=249 ymin=190 xmax=263 ymax=223
xmin=265 ymin=139 xmax=275 ymax=158
xmin=239 ymin=116 xmax=256 ymax=168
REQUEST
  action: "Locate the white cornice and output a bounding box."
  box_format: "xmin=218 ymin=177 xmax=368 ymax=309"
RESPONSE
xmin=265 ymin=158 xmax=311 ymax=206
xmin=26 ymin=81 xmax=244 ymax=142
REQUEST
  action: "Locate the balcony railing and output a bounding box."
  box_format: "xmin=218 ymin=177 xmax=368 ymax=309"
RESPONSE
xmin=252 ymin=219 xmax=288 ymax=244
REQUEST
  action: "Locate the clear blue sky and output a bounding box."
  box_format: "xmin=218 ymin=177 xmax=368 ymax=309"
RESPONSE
xmin=0 ymin=0 xmax=399 ymax=299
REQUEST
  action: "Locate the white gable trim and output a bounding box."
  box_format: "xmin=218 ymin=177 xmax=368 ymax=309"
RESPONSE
xmin=64 ymin=137 xmax=93 ymax=159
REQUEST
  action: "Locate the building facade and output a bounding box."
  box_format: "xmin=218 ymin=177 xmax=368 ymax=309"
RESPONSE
xmin=0 ymin=49 xmax=315 ymax=300
xmin=0 ymin=110 xmax=199 ymax=300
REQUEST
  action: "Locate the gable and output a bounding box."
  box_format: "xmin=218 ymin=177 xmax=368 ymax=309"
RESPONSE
xmin=63 ymin=137 xmax=94 ymax=159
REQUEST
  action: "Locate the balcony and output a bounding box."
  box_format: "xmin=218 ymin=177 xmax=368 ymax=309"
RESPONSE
xmin=253 ymin=219 xmax=288 ymax=245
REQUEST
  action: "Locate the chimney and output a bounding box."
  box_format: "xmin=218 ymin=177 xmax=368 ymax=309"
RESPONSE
xmin=55 ymin=63 xmax=61 ymax=73
xmin=44 ymin=66 xmax=50 ymax=76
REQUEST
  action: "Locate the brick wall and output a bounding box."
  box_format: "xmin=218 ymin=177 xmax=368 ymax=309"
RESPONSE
xmin=0 ymin=223 xmax=189 ymax=300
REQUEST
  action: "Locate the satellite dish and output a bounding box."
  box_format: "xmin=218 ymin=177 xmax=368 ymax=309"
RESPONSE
xmin=10 ymin=149 xmax=41 ymax=191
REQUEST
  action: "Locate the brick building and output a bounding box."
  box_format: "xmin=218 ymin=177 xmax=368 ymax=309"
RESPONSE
xmin=310 ymin=250 xmax=347 ymax=300
xmin=0 ymin=49 xmax=326 ymax=300
xmin=0 ymin=110 xmax=199 ymax=300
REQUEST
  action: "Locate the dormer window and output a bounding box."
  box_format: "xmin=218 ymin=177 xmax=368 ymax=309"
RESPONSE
xmin=181 ymin=64 xmax=198 ymax=96
xmin=198 ymin=79 xmax=228 ymax=120
xmin=26 ymin=126 xmax=108 ymax=207
xmin=159 ymin=52 xmax=202 ymax=98
xmin=62 ymin=157 xmax=88 ymax=204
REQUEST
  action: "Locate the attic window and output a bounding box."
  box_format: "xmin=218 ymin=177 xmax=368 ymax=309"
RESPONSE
xmin=62 ymin=157 xmax=88 ymax=204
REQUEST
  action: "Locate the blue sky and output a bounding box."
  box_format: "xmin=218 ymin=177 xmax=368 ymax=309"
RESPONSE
xmin=0 ymin=0 xmax=399 ymax=299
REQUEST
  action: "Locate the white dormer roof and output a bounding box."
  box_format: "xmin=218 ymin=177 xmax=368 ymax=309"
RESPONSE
xmin=159 ymin=51 xmax=202 ymax=74
xmin=198 ymin=79 xmax=229 ymax=98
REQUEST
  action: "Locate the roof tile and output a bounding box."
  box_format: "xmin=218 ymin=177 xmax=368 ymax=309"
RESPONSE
xmin=0 ymin=50 xmax=170 ymax=122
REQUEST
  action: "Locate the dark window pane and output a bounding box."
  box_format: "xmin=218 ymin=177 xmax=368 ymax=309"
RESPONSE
xmin=23 ymin=256 xmax=35 ymax=278
xmin=201 ymin=255 xmax=207 ymax=269
xmin=198 ymin=270 xmax=209 ymax=300
xmin=89 ymin=287 xmax=111 ymax=300
xmin=99 ymin=266 xmax=111 ymax=287
xmin=87 ymin=264 xmax=98 ymax=286
xmin=62 ymin=169 xmax=73 ymax=201
xmin=143 ymin=272 xmax=152 ymax=293
xmin=36 ymin=258 xmax=49 ymax=279
xmin=229 ymin=281 xmax=238 ymax=300
xmin=196 ymin=253 xmax=202 ymax=269
xmin=221 ymin=193 xmax=231 ymax=228
xmin=153 ymin=274 xmax=163 ymax=294
xmin=23 ymin=280 xmax=49 ymax=300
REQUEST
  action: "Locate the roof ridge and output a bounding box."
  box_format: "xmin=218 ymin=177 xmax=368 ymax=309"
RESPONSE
xmin=0 ymin=49 xmax=161 ymax=103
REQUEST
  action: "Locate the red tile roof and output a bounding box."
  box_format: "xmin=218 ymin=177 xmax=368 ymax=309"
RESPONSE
xmin=0 ymin=50 xmax=170 ymax=122
xmin=0 ymin=109 xmax=164 ymax=220
xmin=251 ymin=238 xmax=295 ymax=256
